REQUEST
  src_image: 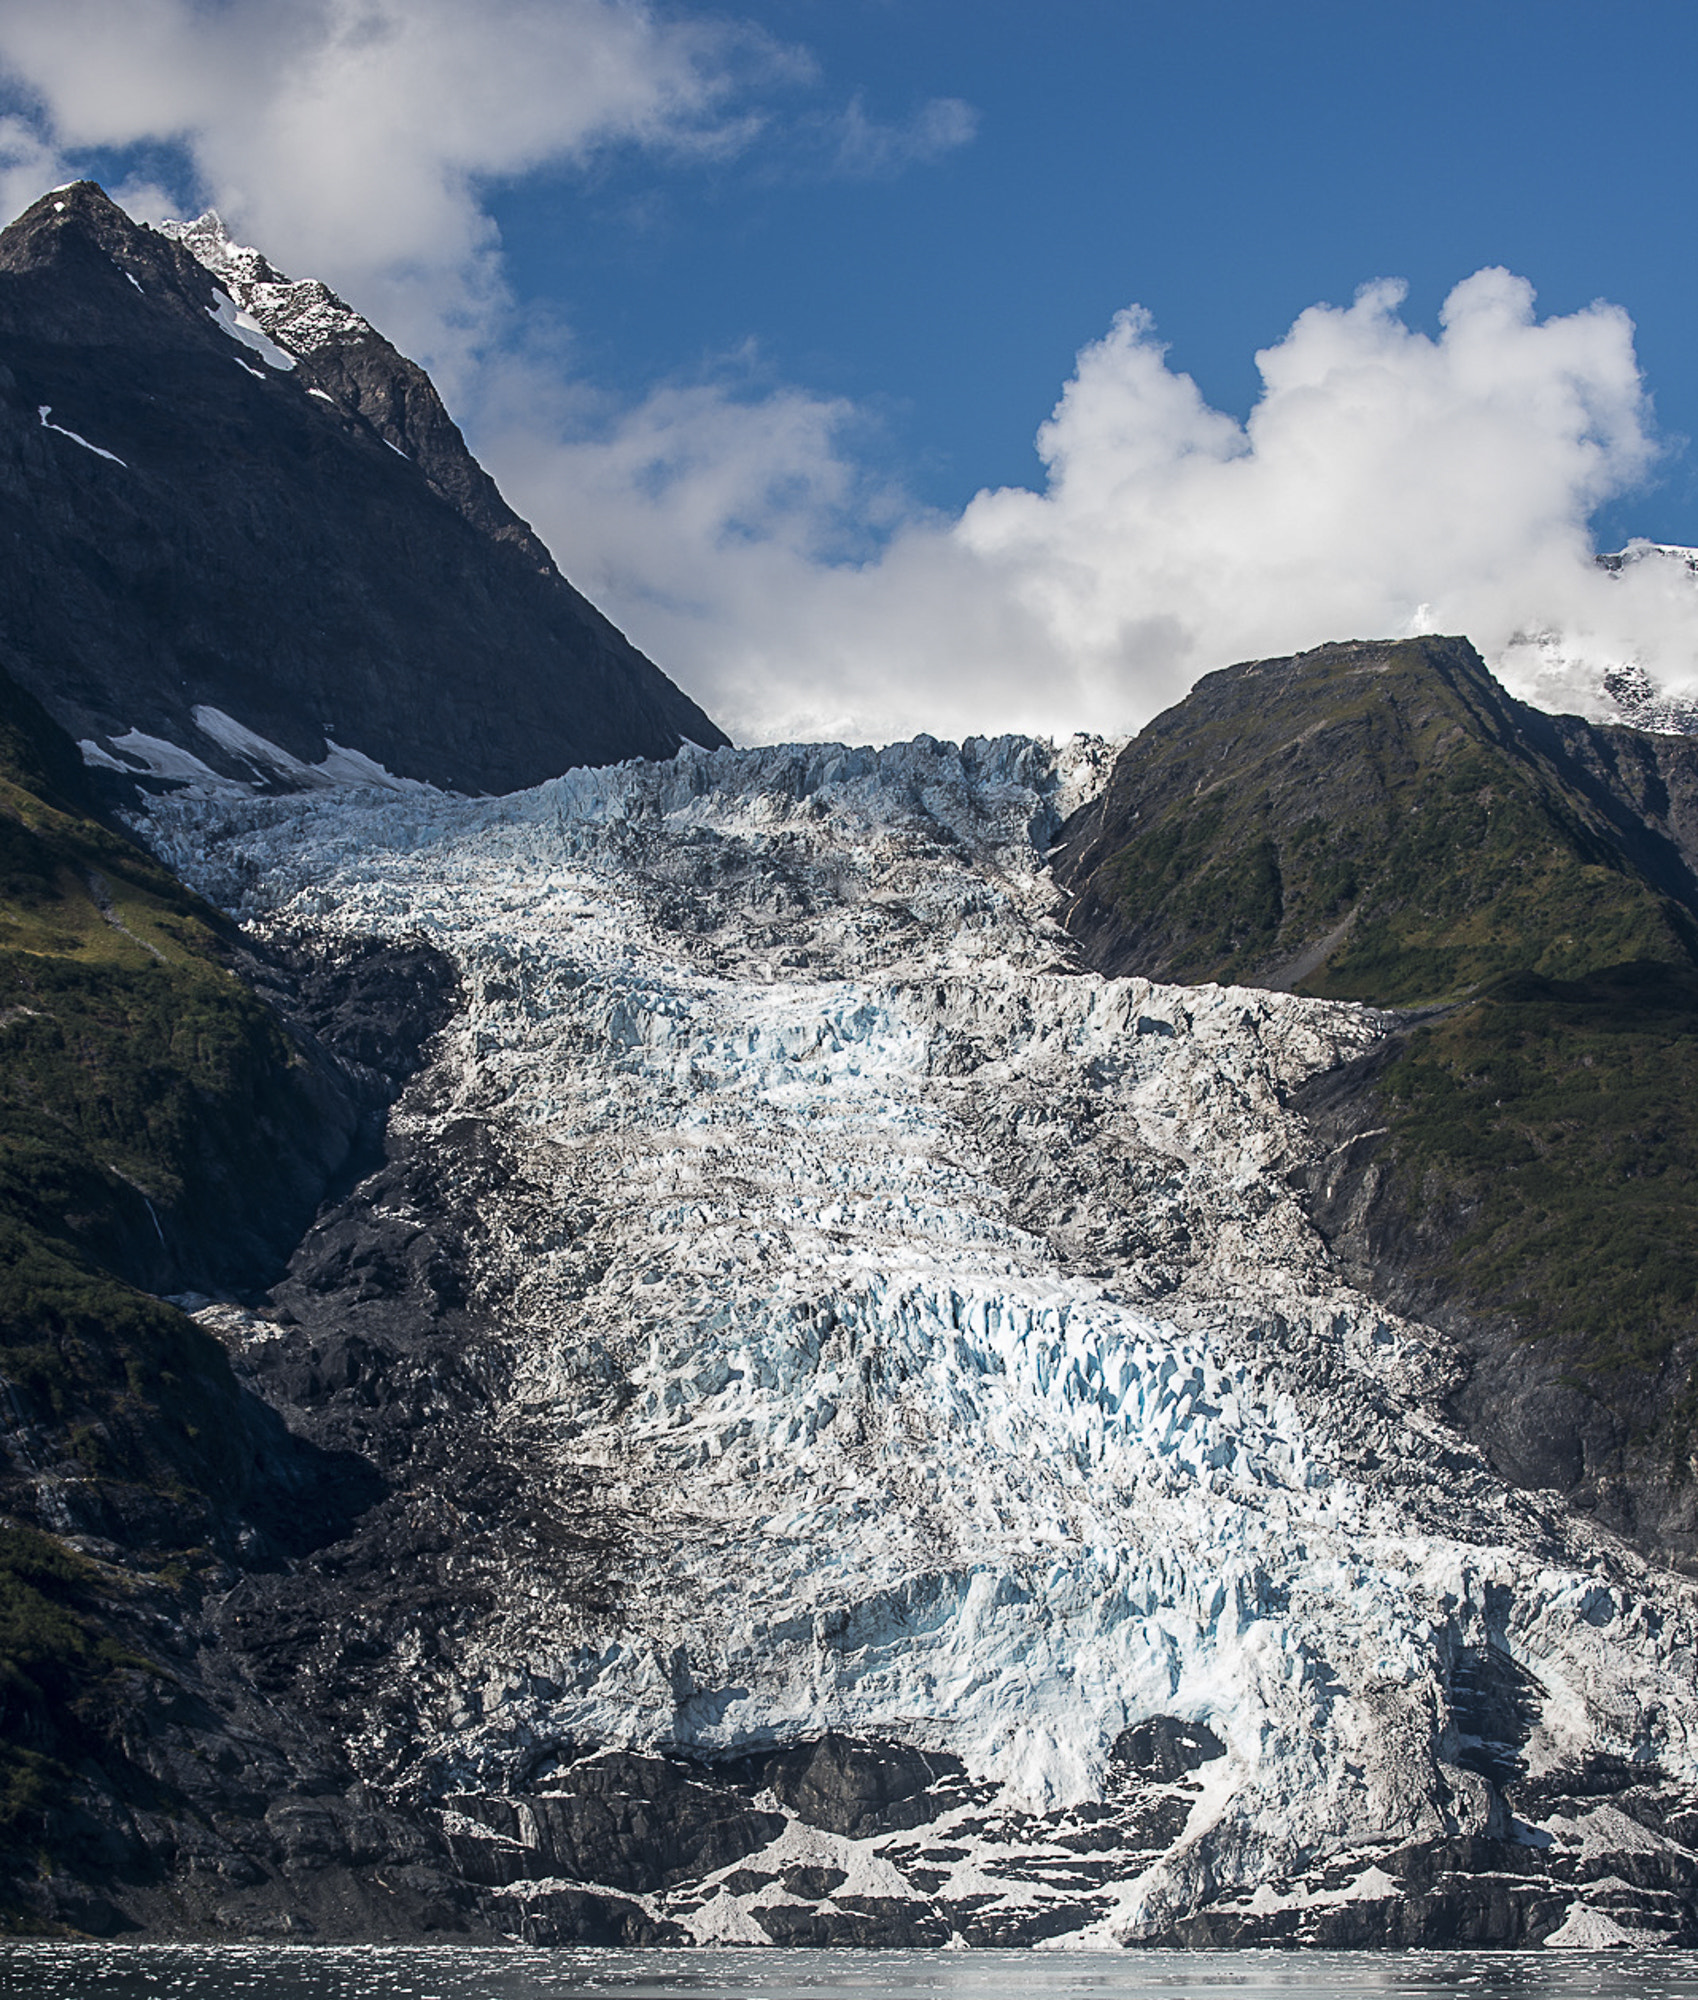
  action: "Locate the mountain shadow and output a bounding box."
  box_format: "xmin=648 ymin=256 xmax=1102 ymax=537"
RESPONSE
xmin=0 ymin=182 xmax=727 ymax=796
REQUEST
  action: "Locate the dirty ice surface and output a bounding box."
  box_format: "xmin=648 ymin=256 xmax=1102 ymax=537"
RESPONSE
xmin=141 ymin=734 xmax=1698 ymax=1946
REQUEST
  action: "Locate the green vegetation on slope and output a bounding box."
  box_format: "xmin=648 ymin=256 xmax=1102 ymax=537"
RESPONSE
xmin=1058 ymin=636 xmax=1698 ymax=1469
xmin=0 ymin=668 xmax=355 ymax=1908
xmin=1064 ymin=635 xmax=1698 ymax=1005
xmin=1384 ymin=963 xmax=1698 ymax=1390
xmin=0 ymin=676 xmax=311 ymax=1251
xmin=0 ymin=668 xmax=318 ymax=1510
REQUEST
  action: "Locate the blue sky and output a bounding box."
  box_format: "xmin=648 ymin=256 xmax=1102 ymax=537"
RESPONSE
xmin=3 ymin=0 xmax=1697 ymax=741
xmin=492 ymin=0 xmax=1698 ymax=544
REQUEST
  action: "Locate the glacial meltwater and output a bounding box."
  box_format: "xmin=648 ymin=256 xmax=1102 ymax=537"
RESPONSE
xmin=4 ymin=1948 xmax=1698 ymax=2000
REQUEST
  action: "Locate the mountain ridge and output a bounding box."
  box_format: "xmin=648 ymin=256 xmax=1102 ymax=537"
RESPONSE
xmin=1054 ymin=634 xmax=1698 ymax=1561
xmin=159 ymin=208 xmax=561 ymax=575
xmin=1051 ymin=633 xmax=1698 ymax=1004
xmin=0 ymin=182 xmax=727 ymax=796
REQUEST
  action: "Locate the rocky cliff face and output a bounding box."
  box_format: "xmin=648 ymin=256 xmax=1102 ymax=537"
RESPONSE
xmin=15 ymin=732 xmax=1679 ymax=1949
xmin=0 ymin=183 xmax=726 ymax=796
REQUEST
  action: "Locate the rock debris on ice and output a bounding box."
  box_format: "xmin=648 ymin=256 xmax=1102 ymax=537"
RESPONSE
xmin=142 ymin=733 xmax=1698 ymax=1946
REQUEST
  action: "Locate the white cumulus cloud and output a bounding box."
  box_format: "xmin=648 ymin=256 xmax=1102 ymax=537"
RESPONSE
xmin=0 ymin=2 xmax=1687 ymax=747
xmin=489 ymin=269 xmax=1679 ymax=744
xmin=0 ymin=0 xmax=780 ymax=368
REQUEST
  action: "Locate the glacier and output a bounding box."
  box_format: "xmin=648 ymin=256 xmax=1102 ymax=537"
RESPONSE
xmin=139 ymin=734 xmax=1698 ymax=1948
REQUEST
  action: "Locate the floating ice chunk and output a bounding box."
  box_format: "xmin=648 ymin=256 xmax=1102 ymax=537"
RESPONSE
xmin=206 ymin=289 xmax=295 ymax=371
xmin=38 ymin=406 xmax=125 ymax=466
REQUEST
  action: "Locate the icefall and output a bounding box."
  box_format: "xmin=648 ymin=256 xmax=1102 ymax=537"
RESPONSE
xmin=141 ymin=731 xmax=1698 ymax=1944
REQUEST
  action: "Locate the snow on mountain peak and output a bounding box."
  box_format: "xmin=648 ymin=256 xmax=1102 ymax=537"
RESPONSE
xmin=161 ymin=208 xmax=373 ymax=359
xmin=1494 ymin=540 xmax=1698 ymax=733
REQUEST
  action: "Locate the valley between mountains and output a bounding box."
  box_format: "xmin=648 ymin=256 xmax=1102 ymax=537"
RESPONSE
xmin=6 ymin=182 xmax=1698 ymax=1952
xmin=7 ymin=685 xmax=1698 ymax=1950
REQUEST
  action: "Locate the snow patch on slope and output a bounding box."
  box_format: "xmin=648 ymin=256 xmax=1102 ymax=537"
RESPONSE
xmin=206 ymin=288 xmax=295 ymax=371
xmin=38 ymin=404 xmax=124 ymax=466
xmin=107 ymin=727 xmax=224 ymax=785
xmin=189 ymin=705 xmax=437 ymax=794
xmin=77 ymin=709 xmax=440 ymax=797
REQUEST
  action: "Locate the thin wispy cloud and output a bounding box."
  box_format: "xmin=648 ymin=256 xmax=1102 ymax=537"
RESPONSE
xmin=828 ymin=93 xmax=978 ymax=179
xmin=0 ymin=110 xmax=60 ymax=219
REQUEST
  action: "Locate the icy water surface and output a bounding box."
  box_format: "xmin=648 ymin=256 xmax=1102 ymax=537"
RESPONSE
xmin=4 ymin=1949 xmax=1698 ymax=2000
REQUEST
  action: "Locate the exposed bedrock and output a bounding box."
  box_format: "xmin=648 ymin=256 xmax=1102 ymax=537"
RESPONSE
xmin=0 ymin=916 xmax=485 ymax=1941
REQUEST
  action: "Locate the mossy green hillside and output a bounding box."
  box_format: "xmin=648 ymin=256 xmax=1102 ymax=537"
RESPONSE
xmin=0 ymin=662 xmax=355 ymax=1512
xmin=1056 ymin=636 xmax=1698 ymax=1469
xmin=1059 ymin=636 xmax=1698 ymax=1005
xmin=0 ymin=666 xmax=356 ymax=1294
xmin=1383 ymin=963 xmax=1698 ymax=1389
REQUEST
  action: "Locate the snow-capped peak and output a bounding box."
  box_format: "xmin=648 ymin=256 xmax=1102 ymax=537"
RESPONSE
xmin=161 ymin=209 xmax=372 ymax=360
xmin=1598 ymin=538 xmax=1698 ymax=577
xmin=1492 ymin=540 xmax=1698 ymax=734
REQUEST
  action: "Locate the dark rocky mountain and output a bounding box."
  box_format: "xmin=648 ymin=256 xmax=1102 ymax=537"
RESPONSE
xmin=0 ymin=182 xmax=726 ymax=796
xmin=1054 ymin=635 xmax=1698 ymax=1564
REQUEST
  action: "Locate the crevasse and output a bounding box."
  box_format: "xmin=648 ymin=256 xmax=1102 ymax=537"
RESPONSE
xmin=140 ymin=732 xmax=1698 ymax=1944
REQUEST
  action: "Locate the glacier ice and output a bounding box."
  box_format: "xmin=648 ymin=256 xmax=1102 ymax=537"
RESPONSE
xmin=142 ymin=733 xmax=1698 ymax=1945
